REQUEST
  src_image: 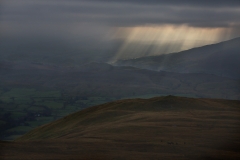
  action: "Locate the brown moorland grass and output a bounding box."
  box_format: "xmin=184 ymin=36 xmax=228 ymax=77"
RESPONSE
xmin=1 ymin=96 xmax=240 ymax=160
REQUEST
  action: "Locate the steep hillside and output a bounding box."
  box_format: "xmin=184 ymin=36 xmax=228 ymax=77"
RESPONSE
xmin=1 ymin=96 xmax=239 ymax=159
xmin=115 ymin=37 xmax=240 ymax=79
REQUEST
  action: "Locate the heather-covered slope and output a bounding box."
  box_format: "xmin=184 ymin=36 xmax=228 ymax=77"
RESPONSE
xmin=1 ymin=96 xmax=239 ymax=160
xmin=17 ymin=96 xmax=240 ymax=141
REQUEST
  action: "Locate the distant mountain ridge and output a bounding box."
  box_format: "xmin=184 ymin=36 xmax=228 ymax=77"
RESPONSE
xmin=1 ymin=61 xmax=240 ymax=100
xmin=114 ymin=37 xmax=240 ymax=79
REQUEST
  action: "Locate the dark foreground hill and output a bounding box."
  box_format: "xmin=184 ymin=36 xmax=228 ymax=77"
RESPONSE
xmin=115 ymin=37 xmax=240 ymax=79
xmin=1 ymin=96 xmax=240 ymax=160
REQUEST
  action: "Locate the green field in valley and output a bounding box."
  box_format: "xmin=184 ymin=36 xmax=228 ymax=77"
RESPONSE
xmin=0 ymin=87 xmax=116 ymax=140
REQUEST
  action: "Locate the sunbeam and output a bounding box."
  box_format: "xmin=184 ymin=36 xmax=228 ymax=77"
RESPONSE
xmin=111 ymin=24 xmax=233 ymax=61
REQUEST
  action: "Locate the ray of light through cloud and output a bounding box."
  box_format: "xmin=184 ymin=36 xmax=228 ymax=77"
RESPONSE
xmin=110 ymin=25 xmax=233 ymax=61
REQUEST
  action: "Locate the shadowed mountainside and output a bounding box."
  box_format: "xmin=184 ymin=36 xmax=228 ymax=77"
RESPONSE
xmin=1 ymin=61 xmax=239 ymax=100
xmin=1 ymin=96 xmax=240 ymax=159
xmin=115 ymin=37 xmax=240 ymax=79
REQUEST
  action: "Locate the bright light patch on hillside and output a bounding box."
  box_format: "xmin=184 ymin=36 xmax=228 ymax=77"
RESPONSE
xmin=111 ymin=25 xmax=232 ymax=61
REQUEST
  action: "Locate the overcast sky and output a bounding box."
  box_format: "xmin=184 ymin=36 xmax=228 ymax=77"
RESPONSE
xmin=1 ymin=0 xmax=240 ymax=63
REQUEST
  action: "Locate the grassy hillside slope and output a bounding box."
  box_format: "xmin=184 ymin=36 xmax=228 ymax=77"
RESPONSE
xmin=1 ymin=96 xmax=239 ymax=160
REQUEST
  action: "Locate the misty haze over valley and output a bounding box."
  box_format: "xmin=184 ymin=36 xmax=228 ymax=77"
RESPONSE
xmin=0 ymin=0 xmax=240 ymax=160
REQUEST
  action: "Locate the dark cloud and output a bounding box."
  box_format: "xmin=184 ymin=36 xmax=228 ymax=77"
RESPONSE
xmin=1 ymin=0 xmax=239 ymax=27
xmin=0 ymin=0 xmax=240 ymax=64
xmin=87 ymin=0 xmax=240 ymax=7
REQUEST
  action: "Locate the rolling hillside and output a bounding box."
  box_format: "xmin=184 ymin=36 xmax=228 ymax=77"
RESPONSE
xmin=1 ymin=96 xmax=240 ymax=159
xmin=115 ymin=37 xmax=240 ymax=79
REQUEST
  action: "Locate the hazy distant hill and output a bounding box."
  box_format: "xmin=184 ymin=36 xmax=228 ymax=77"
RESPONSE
xmin=1 ymin=61 xmax=239 ymax=100
xmin=1 ymin=96 xmax=239 ymax=159
xmin=115 ymin=37 xmax=240 ymax=79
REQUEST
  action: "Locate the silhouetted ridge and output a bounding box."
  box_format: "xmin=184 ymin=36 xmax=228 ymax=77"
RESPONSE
xmin=115 ymin=37 xmax=240 ymax=79
xmin=17 ymin=96 xmax=240 ymax=141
